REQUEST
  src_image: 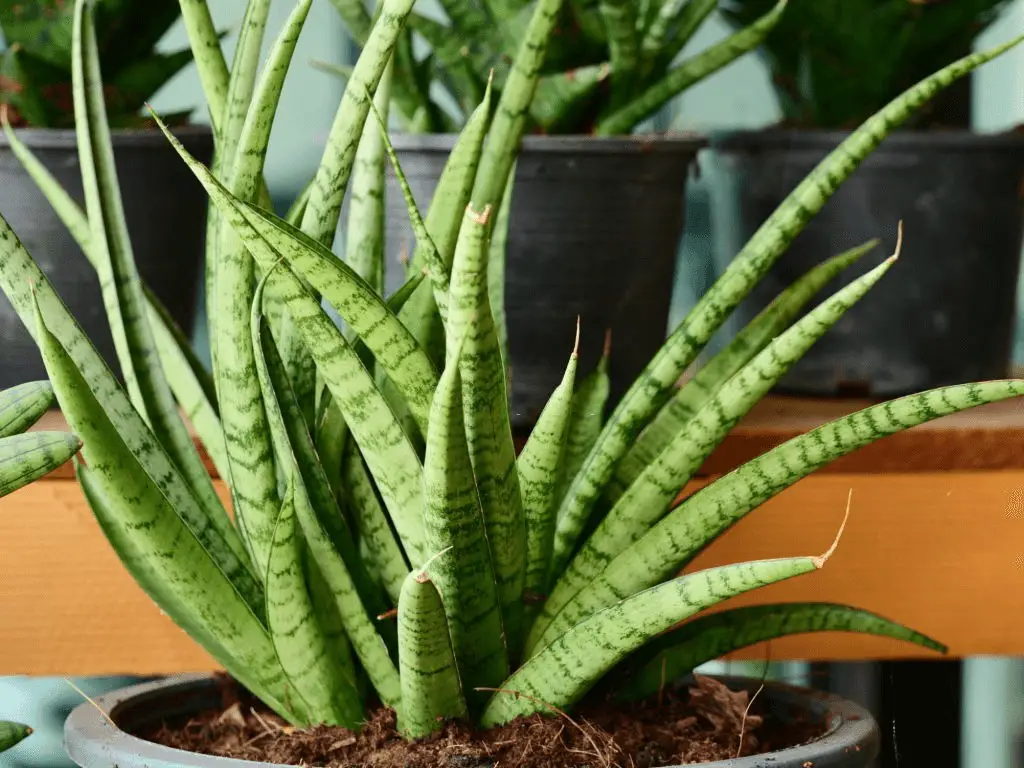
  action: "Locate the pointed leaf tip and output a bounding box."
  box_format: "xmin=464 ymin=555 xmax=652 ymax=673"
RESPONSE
xmin=573 ymin=317 xmax=581 ymax=356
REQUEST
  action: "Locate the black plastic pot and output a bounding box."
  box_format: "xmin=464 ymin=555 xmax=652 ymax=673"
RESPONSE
xmin=708 ymin=129 xmax=1024 ymax=397
xmin=383 ymin=134 xmax=704 ymax=430
xmin=64 ymin=674 xmax=879 ymax=768
xmin=0 ymin=126 xmax=213 ymax=388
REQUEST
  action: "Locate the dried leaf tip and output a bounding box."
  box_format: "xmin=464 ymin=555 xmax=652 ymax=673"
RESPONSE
xmin=466 ymin=204 xmax=492 ymax=225
xmin=603 ymin=328 xmax=612 ymax=358
xmin=812 ymin=489 xmax=852 ymax=568
xmin=417 ymin=545 xmax=454 ymax=582
xmin=487 ymin=68 xmax=495 ymax=87
xmin=573 ymin=316 xmax=581 ymax=357
xmin=888 ymin=220 xmax=904 ymax=264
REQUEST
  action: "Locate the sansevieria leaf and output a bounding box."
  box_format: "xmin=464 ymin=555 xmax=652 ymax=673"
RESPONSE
xmin=0 ymin=381 xmax=55 ymax=438
xmin=552 ymin=380 xmax=1024 ymax=637
xmin=397 ymin=570 xmax=469 ymax=737
xmin=529 ymin=254 xmax=896 ymax=652
xmin=447 ymin=205 xmax=526 ymax=658
xmin=550 ymin=37 xmax=1024 ymax=577
xmin=616 ymin=603 xmax=946 ymax=703
xmin=423 ymin=328 xmax=509 ymax=709
xmin=482 ymin=555 xmax=830 ymax=725
xmin=608 ymin=241 xmax=876 ymax=501
xmin=0 ymin=432 xmax=81 ymax=498
xmin=0 ymin=722 xmax=31 ymax=753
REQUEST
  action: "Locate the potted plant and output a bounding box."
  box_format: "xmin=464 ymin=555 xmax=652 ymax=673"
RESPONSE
xmin=0 ymin=0 xmax=211 ymax=389
xmin=326 ymin=0 xmax=790 ymax=431
xmin=710 ymin=0 xmax=1024 ymax=397
xmin=3 ymin=0 xmax=1023 ymax=765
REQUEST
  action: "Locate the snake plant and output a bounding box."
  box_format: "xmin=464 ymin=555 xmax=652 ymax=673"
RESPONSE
xmin=325 ymin=0 xmax=791 ymax=135
xmin=0 ymin=0 xmax=191 ymax=127
xmin=3 ymin=0 xmax=1022 ymax=740
xmin=0 ymin=721 xmax=32 ymax=753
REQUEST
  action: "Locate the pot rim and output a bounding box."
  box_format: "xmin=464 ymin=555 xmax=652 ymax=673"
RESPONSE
xmin=64 ymin=673 xmax=878 ymax=768
xmin=0 ymin=123 xmax=213 ymax=149
xmin=389 ymin=132 xmax=708 ymax=154
xmin=710 ymin=126 xmax=1024 ymax=152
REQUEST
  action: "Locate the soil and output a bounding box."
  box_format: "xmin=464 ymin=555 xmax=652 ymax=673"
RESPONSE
xmin=142 ymin=675 xmax=824 ymax=767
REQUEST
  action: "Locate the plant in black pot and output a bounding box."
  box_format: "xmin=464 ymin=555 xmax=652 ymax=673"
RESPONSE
xmin=0 ymin=0 xmax=212 ymax=388
xmin=713 ymin=0 xmax=1024 ymax=396
xmin=4 ymin=0 xmax=1024 ymax=766
xmin=326 ymin=0 xmax=791 ymax=431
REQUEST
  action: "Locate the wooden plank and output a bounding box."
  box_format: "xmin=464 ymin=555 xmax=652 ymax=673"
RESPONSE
xmin=3 ymin=471 xmax=1023 ymax=675
xmin=28 ymin=392 xmax=1024 ymax=480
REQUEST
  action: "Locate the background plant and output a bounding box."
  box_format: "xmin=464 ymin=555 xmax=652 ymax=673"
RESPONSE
xmin=0 ymin=0 xmax=192 ymax=127
xmin=720 ymin=0 xmax=1013 ymax=128
xmin=324 ymin=0 xmax=791 ymax=135
xmin=2 ymin=0 xmax=1022 ymax=740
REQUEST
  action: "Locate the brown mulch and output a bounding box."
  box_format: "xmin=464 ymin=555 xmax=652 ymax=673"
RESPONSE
xmin=143 ymin=675 xmax=823 ymax=767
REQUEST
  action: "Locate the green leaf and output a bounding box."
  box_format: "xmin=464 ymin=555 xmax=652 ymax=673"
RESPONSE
xmin=345 ymin=58 xmax=393 ymax=296
xmin=519 ymin=341 xmax=577 ymax=603
xmin=551 ymin=380 xmax=1024 ymax=641
xmin=608 ymin=241 xmax=876 ymax=502
xmin=471 ymin=0 xmax=562 ymax=212
xmin=447 ymin=206 xmax=526 ymax=659
xmin=108 ymin=47 xmax=194 ymax=116
xmin=641 ymin=0 xmax=716 ymax=63
xmin=422 ymin=327 xmax=509 ymax=709
xmin=531 ymin=64 xmax=610 ymax=132
xmin=596 ymin=0 xmax=787 ymax=134
xmin=29 ymin=294 xmax=291 ymax=715
xmin=250 ymin=273 xmax=403 ymax=710
xmin=0 ymin=46 xmax=53 ymax=127
xmin=266 ymin=480 xmax=363 ymax=727
xmin=555 ymin=339 xmax=610 ymax=507
xmin=0 ymin=381 xmax=55 ymax=438
xmin=481 ymin=556 xmax=822 ymax=725
xmin=598 ymin=0 xmax=638 ymax=105
xmin=532 ymin=256 xmax=896 ymax=652
xmin=0 ymin=432 xmax=80 ymax=498
xmin=406 ymin=13 xmax=485 ymax=113
xmin=0 ymin=722 xmax=31 ymax=753
xmin=551 ymin=35 xmax=1022 ymax=577
xmin=397 ymin=571 xmax=469 ymax=737
xmin=617 ymin=603 xmax=946 ymax=703
xmin=488 ymin=167 xmax=514 ymax=374
xmin=301 ymin=0 xmax=417 ymax=247
xmin=220 ymin=0 xmax=271 ymax=176
xmin=328 ymin=0 xmax=373 ymax=45
xmin=178 ymin=0 xmax=230 ymax=133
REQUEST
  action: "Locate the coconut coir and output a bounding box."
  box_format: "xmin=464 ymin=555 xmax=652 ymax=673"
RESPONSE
xmin=144 ymin=675 xmax=823 ymax=767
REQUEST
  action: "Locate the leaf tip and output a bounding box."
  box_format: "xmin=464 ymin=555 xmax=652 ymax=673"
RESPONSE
xmin=573 ymin=316 xmax=581 ymax=357
xmin=812 ymin=488 xmax=852 ymax=569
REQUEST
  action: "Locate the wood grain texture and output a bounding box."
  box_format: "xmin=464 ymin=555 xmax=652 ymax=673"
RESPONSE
xmin=4 ymin=470 xmax=1024 ymax=674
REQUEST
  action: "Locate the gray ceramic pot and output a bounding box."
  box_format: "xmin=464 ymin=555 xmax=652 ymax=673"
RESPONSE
xmin=382 ymin=134 xmax=704 ymax=431
xmin=708 ymin=128 xmax=1024 ymax=397
xmin=65 ymin=673 xmax=879 ymax=768
xmin=0 ymin=126 xmax=213 ymax=388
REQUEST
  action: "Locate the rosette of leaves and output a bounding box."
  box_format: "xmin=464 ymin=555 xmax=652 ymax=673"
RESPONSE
xmin=3 ymin=0 xmax=1022 ymax=739
xmin=0 ymin=0 xmax=191 ymax=127
xmin=720 ymin=0 xmax=1014 ymax=128
xmin=324 ymin=0 xmax=793 ymax=135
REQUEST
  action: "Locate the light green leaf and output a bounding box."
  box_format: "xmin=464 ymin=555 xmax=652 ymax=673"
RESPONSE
xmin=482 ymin=556 xmax=822 ymax=725
xmin=555 ymin=337 xmax=611 ymax=509
xmin=617 ymin=603 xmax=946 ymax=703
xmin=447 ymin=206 xmax=526 ymax=658
xmin=397 ymin=571 xmax=469 ymax=737
xmin=178 ymin=0 xmax=230 ymax=134
xmin=640 ymin=0 xmax=716 ymax=63
xmin=0 ymin=381 xmax=55 ymax=438
xmin=0 ymin=432 xmax=81 ymax=498
xmin=551 ymin=36 xmax=1023 ymax=577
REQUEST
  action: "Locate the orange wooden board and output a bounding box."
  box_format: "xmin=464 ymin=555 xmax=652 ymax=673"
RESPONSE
xmin=4 ymin=471 xmax=1024 ymax=676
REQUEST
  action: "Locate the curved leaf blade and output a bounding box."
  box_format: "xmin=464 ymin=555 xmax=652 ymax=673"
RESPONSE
xmin=0 ymin=432 xmax=81 ymax=498
xmin=0 ymin=381 xmax=55 ymax=438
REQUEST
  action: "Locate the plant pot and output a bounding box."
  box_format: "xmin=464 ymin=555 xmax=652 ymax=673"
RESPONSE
xmin=0 ymin=126 xmax=213 ymax=388
xmin=707 ymin=129 xmax=1024 ymax=397
xmin=382 ymin=134 xmax=704 ymax=430
xmin=64 ymin=673 xmax=879 ymax=768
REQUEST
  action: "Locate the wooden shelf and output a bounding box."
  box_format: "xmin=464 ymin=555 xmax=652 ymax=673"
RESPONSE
xmin=6 ymin=394 xmax=1024 ymax=675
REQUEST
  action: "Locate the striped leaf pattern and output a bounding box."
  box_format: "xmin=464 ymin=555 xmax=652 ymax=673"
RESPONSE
xmin=548 ymin=381 xmax=1024 ymax=640
xmin=0 ymin=381 xmax=54 ymax=438
xmin=398 ymin=572 xmax=469 ymax=737
xmin=0 ymin=722 xmax=31 ymax=753
xmin=422 ymin=330 xmax=509 ymax=707
xmin=519 ymin=343 xmax=577 ymax=602
xmin=529 ymin=256 xmax=896 ymax=652
xmin=641 ymin=0 xmax=717 ymax=60
xmin=482 ymin=557 xmax=822 ymax=725
xmin=617 ymin=603 xmax=946 ymax=703
xmin=447 ymin=207 xmax=526 ymax=657
xmin=266 ymin=481 xmax=362 ymax=727
xmin=551 ymin=41 xmax=1019 ymax=578
xmin=608 ymin=241 xmax=876 ymax=501
xmin=0 ymin=432 xmax=81 ymax=498
xmin=555 ymin=338 xmax=611 ymax=507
